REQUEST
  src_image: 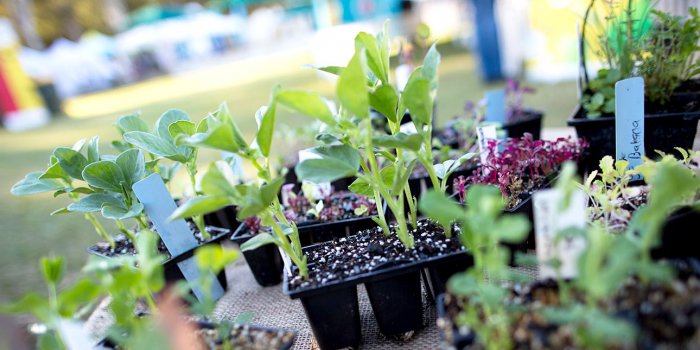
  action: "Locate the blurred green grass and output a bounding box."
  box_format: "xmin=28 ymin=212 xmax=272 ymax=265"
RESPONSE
xmin=0 ymin=46 xmax=577 ymax=301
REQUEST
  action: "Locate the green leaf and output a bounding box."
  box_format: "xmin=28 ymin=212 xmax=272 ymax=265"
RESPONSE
xmin=115 ymin=113 xmax=148 ymax=134
xmin=200 ymin=163 xmax=238 ymax=197
xmin=115 ymin=149 xmax=145 ymax=189
xmin=402 ymin=71 xmax=432 ymax=126
xmin=276 ymin=90 xmax=336 ymax=126
xmin=194 ymin=245 xmax=239 ymax=274
xmin=337 ymin=50 xmax=369 ymax=119
xmin=315 ymin=65 xmax=344 ymax=76
xmin=53 ymin=147 xmax=89 ymax=180
xmin=123 ymin=131 xmax=186 ymax=162
xmin=355 ymin=32 xmax=387 ymax=83
xmin=434 ymin=153 xmax=476 ymax=179
xmin=102 ymin=202 xmax=144 ymax=220
xmin=255 ymin=104 xmax=276 ymax=157
xmin=155 ymin=109 xmax=190 ymax=141
xmin=168 ymin=196 xmax=231 ymax=221
xmin=295 ymin=145 xmax=360 ymax=183
xmin=235 ymin=185 xmax=267 ymax=220
xmin=180 ymin=122 xmax=241 ymax=153
xmin=261 ymin=176 xmax=285 ymax=206
xmin=50 ymin=208 xmax=70 ymax=215
xmin=40 ymin=256 xmax=64 ymax=285
xmin=493 ymin=215 xmax=530 ymax=243
xmin=214 ymin=103 xmax=248 ymax=151
xmin=11 ymin=171 xmax=65 ymax=195
xmin=68 ymin=193 xmax=123 ymax=213
xmin=372 ymin=132 xmax=423 ymax=151
xmin=467 ymin=185 xmax=505 ymax=216
xmin=168 ymin=120 xmax=196 ymax=140
xmin=56 ymin=278 xmax=101 ymax=317
xmin=0 ymin=293 xmax=50 ymax=321
xmin=370 ymin=84 xmax=398 ymax=122
xmin=391 ymin=159 xmax=417 ymax=196
xmin=421 ymin=43 xmax=441 ymax=91
xmin=349 ymin=177 xmax=373 ymax=196
xmin=87 ymin=136 xmax=100 ymax=163
xmin=419 ymin=190 xmax=465 ymax=228
xmin=82 ymin=161 xmax=126 ymax=193
xmin=240 ymin=232 xmax=278 ymax=251
xmin=40 ymin=157 xmax=69 ymax=180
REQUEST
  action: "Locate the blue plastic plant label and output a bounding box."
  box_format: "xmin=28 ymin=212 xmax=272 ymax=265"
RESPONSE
xmin=485 ymin=89 xmax=506 ymax=124
xmin=533 ymin=188 xmax=587 ymax=279
xmin=615 ymin=77 xmax=645 ymax=181
xmin=133 ymin=173 xmax=224 ymax=301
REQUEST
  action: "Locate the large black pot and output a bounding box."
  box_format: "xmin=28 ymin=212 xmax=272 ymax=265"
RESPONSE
xmin=567 ymin=87 xmax=700 ymax=173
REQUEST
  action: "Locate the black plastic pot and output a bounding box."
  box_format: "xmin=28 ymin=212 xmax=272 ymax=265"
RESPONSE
xmin=423 ymin=252 xmax=473 ymax=303
xmin=230 ymin=226 xmax=284 ymax=287
xmin=436 ymin=293 xmax=475 ymax=350
xmin=299 ymin=284 xmax=361 ymax=349
xmin=567 ymin=96 xmax=700 ymax=173
xmin=284 ymin=234 xmax=470 ymax=349
xmin=88 ymin=227 xmax=231 ymax=290
xmin=364 ymin=266 xmax=424 ymax=337
xmin=652 ymin=207 xmax=700 ymax=260
xmin=203 ymin=205 xmax=240 ymax=233
xmin=503 ymin=110 xmax=543 ymax=140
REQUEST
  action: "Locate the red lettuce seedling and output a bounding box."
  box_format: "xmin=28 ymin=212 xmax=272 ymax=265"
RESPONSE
xmin=455 ymin=134 xmax=588 ymax=208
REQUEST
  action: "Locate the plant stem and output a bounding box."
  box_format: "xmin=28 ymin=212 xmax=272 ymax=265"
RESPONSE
xmin=187 ymin=163 xmax=210 ymax=240
xmin=85 ymin=213 xmax=116 ymax=249
xmin=403 ymin=183 xmax=418 ymax=229
xmin=115 ymin=220 xmax=138 ymax=248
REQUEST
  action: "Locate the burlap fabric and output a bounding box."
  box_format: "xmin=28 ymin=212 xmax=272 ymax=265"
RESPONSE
xmin=86 ymin=258 xmax=539 ymax=349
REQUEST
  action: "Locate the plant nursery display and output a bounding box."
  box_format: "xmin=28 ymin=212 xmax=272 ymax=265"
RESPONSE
xmin=10 ymin=110 xmax=234 ymax=290
xmin=437 ymin=156 xmax=700 ymax=349
xmin=570 ymin=1 xmax=700 ymax=169
xmin=437 ymin=80 xmax=543 ymax=149
xmin=5 ymin=9 xmax=700 ymax=350
xmin=1 ymin=230 xmax=296 ymax=350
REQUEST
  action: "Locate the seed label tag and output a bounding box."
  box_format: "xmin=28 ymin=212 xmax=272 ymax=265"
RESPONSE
xmin=485 ymin=89 xmax=506 ymax=124
xmin=476 ymin=125 xmax=498 ymax=166
xmin=298 ymin=148 xmax=332 ymax=197
xmin=615 ymin=77 xmax=645 ymax=181
xmin=133 ymin=174 xmax=224 ymax=301
xmin=533 ymin=188 xmax=587 ymax=280
xmin=399 ymin=121 xmax=418 ymax=135
xmin=279 ymin=246 xmax=293 ymax=276
xmin=56 ymin=319 xmax=93 ymax=350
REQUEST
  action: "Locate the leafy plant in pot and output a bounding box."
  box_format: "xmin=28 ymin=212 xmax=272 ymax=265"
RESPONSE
xmin=569 ymin=2 xmax=700 ymax=171
xmin=452 ymin=135 xmax=587 ymax=254
xmin=438 ymin=160 xmax=700 ymax=349
xmin=581 ymin=149 xmax=700 ymax=259
xmin=266 ymin=25 xmax=481 ymax=348
xmin=239 ymin=184 xmax=380 ymax=248
xmin=11 ymin=113 xmax=231 ymax=291
xmin=169 ymin=100 xmax=308 ymax=288
xmin=436 ymin=80 xmax=543 ymax=150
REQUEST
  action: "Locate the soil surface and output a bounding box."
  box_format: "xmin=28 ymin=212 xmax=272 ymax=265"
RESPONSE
xmin=197 ymin=322 xmax=295 ymax=350
xmin=442 ymin=259 xmax=700 ymax=349
xmin=89 ymin=221 xmax=228 ymax=261
xmin=242 ymin=191 xmax=377 ymax=235
xmin=288 ymin=219 xmax=464 ymax=291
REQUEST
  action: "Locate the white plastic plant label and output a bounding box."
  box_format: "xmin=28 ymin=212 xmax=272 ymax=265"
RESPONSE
xmin=133 ymin=174 xmax=224 ymax=302
xmin=399 ymin=121 xmax=418 ymax=135
xmin=56 ymin=319 xmax=93 ymax=350
xmin=615 ymin=77 xmax=645 ymax=181
xmin=533 ymin=188 xmax=587 ymax=279
xmin=279 ymin=246 xmax=293 ymax=276
xmin=476 ymin=125 xmax=498 ymax=166
xmin=298 ymin=148 xmax=332 ymax=196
